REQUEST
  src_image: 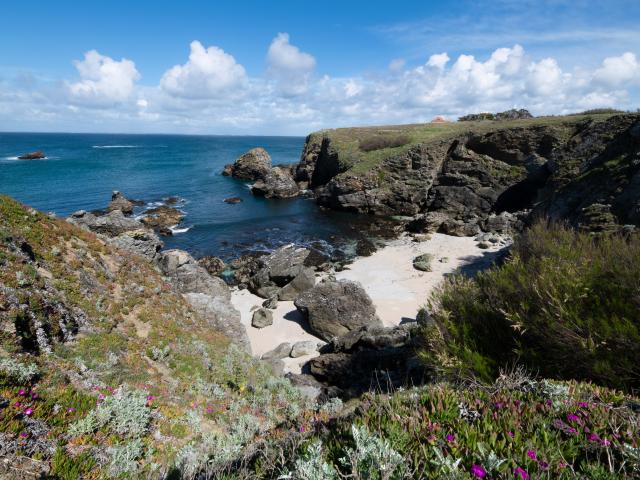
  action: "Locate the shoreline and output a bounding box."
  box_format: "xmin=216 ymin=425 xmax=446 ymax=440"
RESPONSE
xmin=231 ymin=232 xmax=510 ymax=373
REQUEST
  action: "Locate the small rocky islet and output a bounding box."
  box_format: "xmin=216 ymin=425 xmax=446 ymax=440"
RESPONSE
xmin=2 ymin=110 xmax=640 ymax=478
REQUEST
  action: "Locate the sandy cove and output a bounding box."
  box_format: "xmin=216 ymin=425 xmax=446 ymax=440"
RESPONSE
xmin=230 ymin=233 xmax=509 ymax=373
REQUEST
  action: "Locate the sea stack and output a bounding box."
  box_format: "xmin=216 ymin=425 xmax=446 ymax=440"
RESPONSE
xmin=18 ymin=150 xmax=46 ymax=160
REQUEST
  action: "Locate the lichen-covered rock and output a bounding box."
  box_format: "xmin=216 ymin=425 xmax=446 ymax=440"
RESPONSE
xmin=412 ymin=253 xmax=433 ymax=272
xmin=251 ymin=308 xmax=273 ymax=328
xmin=294 ymin=279 xmax=382 ymax=341
xmin=248 ymin=245 xmax=313 ymax=299
xmin=290 ymin=340 xmax=317 ymax=358
xmin=157 ymin=249 xmax=230 ymax=300
xmin=198 ymin=256 xmax=226 ymax=276
xmin=140 ymin=205 xmax=184 ymax=234
xmin=107 ymin=191 xmax=135 ymax=215
xmin=222 ymin=147 xmax=272 ymax=181
xmin=110 ymin=229 xmax=163 ymax=261
xmin=68 ymin=209 xmax=142 ymax=237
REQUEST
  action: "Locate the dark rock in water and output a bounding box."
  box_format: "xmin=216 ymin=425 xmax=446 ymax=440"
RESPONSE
xmin=307 ymin=324 xmax=426 ymax=398
xmin=107 ymin=191 xmax=135 ymax=215
xmin=224 ymin=197 xmax=243 ymax=204
xmin=412 ymin=253 xmax=433 ymax=272
xmin=229 ymin=251 xmax=268 ymax=286
xmin=222 ymin=147 xmax=272 ymax=181
xmin=18 ymin=150 xmax=45 ymax=160
xmin=252 ymin=308 xmax=273 ymax=328
xmin=198 ymin=256 xmax=226 ymax=276
xmin=163 ymin=196 xmax=181 ymax=205
xmin=140 ymin=205 xmax=184 ymax=234
xmin=294 ymin=278 xmax=382 ymax=341
xmin=251 ymin=166 xmax=300 ymax=199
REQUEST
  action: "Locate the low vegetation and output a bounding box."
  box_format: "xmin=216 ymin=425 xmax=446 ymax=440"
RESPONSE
xmin=422 ymin=221 xmax=640 ymax=391
xmin=359 ymin=134 xmax=411 ymax=152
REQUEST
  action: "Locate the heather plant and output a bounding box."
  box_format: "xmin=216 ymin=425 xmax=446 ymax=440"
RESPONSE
xmin=423 ymin=221 xmax=640 ymax=390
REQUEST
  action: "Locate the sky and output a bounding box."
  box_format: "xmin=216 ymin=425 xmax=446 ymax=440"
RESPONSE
xmin=1 ymin=0 xmax=639 ymax=135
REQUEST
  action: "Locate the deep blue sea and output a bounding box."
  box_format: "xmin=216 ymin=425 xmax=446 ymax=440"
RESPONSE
xmin=0 ymin=132 xmax=369 ymax=260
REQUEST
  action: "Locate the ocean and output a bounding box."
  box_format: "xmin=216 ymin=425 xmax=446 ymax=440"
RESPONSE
xmin=0 ymin=132 xmax=372 ymax=260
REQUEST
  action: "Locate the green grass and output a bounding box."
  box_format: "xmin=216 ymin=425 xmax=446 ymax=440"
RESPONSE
xmin=317 ymin=113 xmax=624 ymax=176
xmin=422 ymin=221 xmax=640 ymax=391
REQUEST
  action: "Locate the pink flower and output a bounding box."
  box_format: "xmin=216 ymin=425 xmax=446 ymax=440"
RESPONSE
xmin=601 ymin=438 xmax=611 ymax=447
xmin=24 ymin=408 xmax=33 ymax=416
xmin=566 ymin=413 xmax=580 ymax=423
xmin=446 ymin=434 xmax=455 ymax=443
xmin=588 ymin=433 xmax=600 ymax=442
xmin=527 ymin=450 xmax=537 ymax=460
xmin=578 ymin=402 xmax=589 ymax=408
xmin=18 ymin=389 xmax=26 ymax=396
xmin=514 ymin=466 xmax=529 ymax=479
xmin=299 ymin=425 xmax=306 ymax=433
xmin=508 ymin=431 xmax=515 ymax=438
xmin=470 ymin=464 xmax=487 ymax=478
xmin=146 ymin=395 xmax=155 ymax=401
xmin=67 ymin=407 xmax=76 ymax=414
xmin=538 ymin=460 xmax=549 ymax=470
xmin=19 ymin=432 xmax=28 ymax=439
xmin=14 ymin=401 xmax=22 ymax=409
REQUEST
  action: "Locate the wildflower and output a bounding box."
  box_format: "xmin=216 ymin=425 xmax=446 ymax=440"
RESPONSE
xmin=446 ymin=433 xmax=455 ymax=443
xmin=18 ymin=389 xmax=26 ymax=396
xmin=19 ymin=432 xmax=28 ymax=439
xmin=558 ymin=461 xmax=568 ymax=469
xmin=67 ymin=407 xmax=76 ymax=414
xmin=601 ymin=438 xmax=611 ymax=447
xmin=527 ymin=450 xmax=537 ymax=460
xmin=514 ymin=400 xmax=521 ymax=408
xmin=508 ymin=431 xmax=515 ymax=438
xmin=538 ymin=460 xmax=549 ymax=470
xmin=24 ymin=407 xmax=33 ymax=416
xmin=566 ymin=413 xmax=580 ymax=423
xmin=495 ymin=401 xmax=505 ymax=409
xmin=299 ymin=425 xmax=306 ymax=433
xmin=514 ymin=466 xmax=529 ymax=479
xmin=31 ymin=392 xmax=38 ymax=400
xmin=470 ymin=464 xmax=487 ymax=478
xmin=578 ymin=402 xmax=589 ymax=408
xmin=588 ymin=433 xmax=600 ymax=442
xmin=14 ymin=401 xmax=22 ymax=409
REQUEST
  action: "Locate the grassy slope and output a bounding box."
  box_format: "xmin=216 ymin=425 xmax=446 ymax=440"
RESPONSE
xmin=0 ymin=196 xmax=311 ymax=478
xmin=314 ymin=113 xmax=622 ymax=176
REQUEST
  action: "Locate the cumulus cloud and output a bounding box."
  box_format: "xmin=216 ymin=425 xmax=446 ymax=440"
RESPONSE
xmin=67 ymin=50 xmax=139 ymax=106
xmin=593 ymin=52 xmax=640 ymax=87
xmin=160 ymin=41 xmax=247 ymax=98
xmin=2 ymin=41 xmax=639 ymax=135
xmin=266 ymin=33 xmax=316 ymax=96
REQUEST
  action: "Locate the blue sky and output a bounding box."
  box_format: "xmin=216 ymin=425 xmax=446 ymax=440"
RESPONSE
xmin=1 ymin=0 xmax=639 ymax=134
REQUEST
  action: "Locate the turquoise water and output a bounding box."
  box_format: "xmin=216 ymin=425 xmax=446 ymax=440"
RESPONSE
xmin=0 ymin=132 xmax=365 ymax=260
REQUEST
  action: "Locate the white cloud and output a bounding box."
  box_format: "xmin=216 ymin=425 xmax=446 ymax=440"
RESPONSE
xmin=160 ymin=40 xmax=247 ymax=98
xmin=593 ymin=52 xmax=640 ymax=87
xmin=426 ymin=53 xmax=449 ymax=70
xmin=67 ymin=50 xmax=139 ymax=106
xmin=527 ymin=57 xmax=564 ymax=96
xmin=266 ymin=33 xmax=316 ymax=96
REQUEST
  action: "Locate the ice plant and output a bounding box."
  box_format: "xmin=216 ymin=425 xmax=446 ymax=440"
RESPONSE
xmin=446 ymin=433 xmax=455 ymax=443
xmin=18 ymin=389 xmax=26 ymax=396
xmin=470 ymin=464 xmax=487 ymax=478
xmin=24 ymin=407 xmax=33 ymax=416
xmin=527 ymin=449 xmax=537 ymax=460
xmin=514 ymin=466 xmax=528 ymax=479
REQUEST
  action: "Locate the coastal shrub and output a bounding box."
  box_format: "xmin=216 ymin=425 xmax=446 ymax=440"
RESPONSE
xmin=68 ymin=386 xmax=151 ymax=438
xmin=107 ymin=439 xmax=145 ymax=477
xmin=359 ymin=134 xmax=411 ymax=152
xmin=0 ymin=357 xmax=38 ymax=384
xmin=423 ymin=221 xmax=640 ymax=390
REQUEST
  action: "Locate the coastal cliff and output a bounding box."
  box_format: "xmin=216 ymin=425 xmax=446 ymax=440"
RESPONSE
xmin=295 ymin=113 xmax=640 ymax=235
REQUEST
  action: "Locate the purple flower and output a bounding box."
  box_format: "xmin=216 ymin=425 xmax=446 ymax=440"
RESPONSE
xmin=538 ymin=460 xmax=549 ymax=470
xmin=299 ymin=425 xmax=306 ymax=433
xmin=566 ymin=413 xmax=580 ymax=423
xmin=446 ymin=434 xmax=455 ymax=443
xmin=588 ymin=433 xmax=600 ymax=442
xmin=508 ymin=431 xmax=515 ymax=438
xmin=514 ymin=466 xmax=529 ymax=479
xmin=18 ymin=389 xmax=26 ymax=396
xmin=601 ymin=438 xmax=611 ymax=447
xmin=578 ymin=402 xmax=589 ymax=408
xmin=470 ymin=464 xmax=487 ymax=478
xmin=24 ymin=407 xmax=33 ymax=417
xmin=67 ymin=407 xmax=76 ymax=414
xmin=19 ymin=432 xmax=28 ymax=439
xmin=527 ymin=449 xmax=537 ymax=460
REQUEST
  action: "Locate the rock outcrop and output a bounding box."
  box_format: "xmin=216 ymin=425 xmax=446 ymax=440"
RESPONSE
xmin=294 ymin=279 xmax=382 ymax=341
xmin=307 ymin=324 xmax=426 ymax=398
xmin=295 ymin=114 xmax=640 ymax=236
xmin=107 ymin=191 xmax=135 ymax=215
xmin=223 ymin=147 xmax=272 ymax=181
xmin=140 ymin=205 xmax=185 ymax=235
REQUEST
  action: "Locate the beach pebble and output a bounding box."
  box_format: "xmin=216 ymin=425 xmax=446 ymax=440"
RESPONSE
xmin=290 ymin=340 xmax=317 ymax=358
xmin=261 ymin=342 xmax=292 ymax=360
xmin=262 ymin=296 xmax=278 ymax=309
xmin=412 ymin=253 xmax=434 ymax=272
xmin=252 ymin=308 xmax=273 ymax=328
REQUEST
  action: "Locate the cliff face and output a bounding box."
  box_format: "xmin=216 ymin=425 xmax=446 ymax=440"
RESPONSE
xmin=296 ymin=114 xmax=640 ymax=234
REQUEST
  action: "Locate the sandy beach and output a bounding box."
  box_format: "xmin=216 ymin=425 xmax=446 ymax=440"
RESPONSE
xmin=231 ymin=233 xmax=509 ymax=373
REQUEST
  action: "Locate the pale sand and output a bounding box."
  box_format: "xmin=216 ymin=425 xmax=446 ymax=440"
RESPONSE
xmin=231 ymin=233 xmax=508 ymax=373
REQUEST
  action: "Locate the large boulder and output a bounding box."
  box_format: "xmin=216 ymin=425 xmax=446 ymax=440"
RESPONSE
xmin=184 ymin=292 xmax=250 ymax=353
xmin=294 ymin=279 xmax=382 ymax=341
xmin=248 ymin=245 xmax=316 ymax=299
xmin=222 ymin=147 xmax=272 ymax=181
xmin=157 ymin=249 xmax=231 ymax=300
xmin=251 ymin=166 xmax=300 ymax=199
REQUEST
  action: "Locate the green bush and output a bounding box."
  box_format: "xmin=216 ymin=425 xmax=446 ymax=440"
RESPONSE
xmin=424 ymin=221 xmax=640 ymax=390
xmin=358 ymin=134 xmax=411 ymax=152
